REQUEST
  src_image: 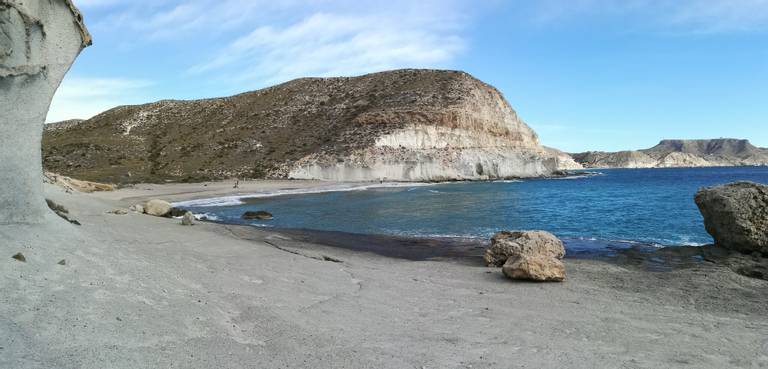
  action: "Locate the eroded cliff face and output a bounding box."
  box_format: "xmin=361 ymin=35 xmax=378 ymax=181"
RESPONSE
xmin=287 ymin=74 xmax=570 ymax=181
xmin=572 ymin=139 xmax=768 ymax=169
xmin=44 ymin=69 xmax=579 ymax=183
xmin=0 ymin=0 xmax=90 ymax=225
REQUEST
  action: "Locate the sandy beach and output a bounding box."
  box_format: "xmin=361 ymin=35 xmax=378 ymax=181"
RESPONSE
xmin=1 ymin=180 xmax=767 ymax=369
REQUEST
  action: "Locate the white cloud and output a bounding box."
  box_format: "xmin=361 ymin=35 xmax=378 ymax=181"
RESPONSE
xmin=47 ymin=77 xmax=153 ymax=122
xmin=190 ymin=9 xmax=465 ymax=86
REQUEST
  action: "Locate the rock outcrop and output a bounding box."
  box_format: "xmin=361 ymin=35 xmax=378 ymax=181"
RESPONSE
xmin=695 ymin=182 xmax=768 ymax=255
xmin=1 ymin=0 xmax=90 ymax=225
xmin=485 ymin=231 xmax=566 ymax=282
xmin=572 ymin=139 xmax=768 ymax=169
xmin=43 ymin=69 xmax=579 ymax=184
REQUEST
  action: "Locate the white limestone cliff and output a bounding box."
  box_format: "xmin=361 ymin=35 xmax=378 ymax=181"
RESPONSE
xmin=0 ymin=1 xmax=89 ymax=239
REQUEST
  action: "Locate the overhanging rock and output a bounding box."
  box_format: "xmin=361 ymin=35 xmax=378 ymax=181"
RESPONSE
xmin=0 ymin=0 xmax=90 ymax=225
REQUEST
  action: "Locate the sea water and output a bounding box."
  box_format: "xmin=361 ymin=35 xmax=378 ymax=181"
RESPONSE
xmin=179 ymin=167 xmax=768 ymax=252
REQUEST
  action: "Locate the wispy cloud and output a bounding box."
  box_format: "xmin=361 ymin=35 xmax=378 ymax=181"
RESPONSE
xmin=47 ymin=77 xmax=153 ymax=122
xmin=81 ymin=0 xmax=468 ymax=83
xmin=190 ymin=11 xmax=465 ymax=85
xmin=529 ymin=0 xmax=768 ymax=33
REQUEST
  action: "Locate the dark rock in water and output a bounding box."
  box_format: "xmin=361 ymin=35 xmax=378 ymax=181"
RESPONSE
xmin=695 ymin=181 xmax=768 ymax=255
xmin=169 ymin=207 xmax=189 ymax=218
xmin=657 ymin=245 xmax=768 ymax=281
xmin=58 ymin=259 xmax=67 ymax=266
xmin=242 ymin=211 xmax=274 ymax=220
xmin=12 ymin=253 xmax=26 ymax=263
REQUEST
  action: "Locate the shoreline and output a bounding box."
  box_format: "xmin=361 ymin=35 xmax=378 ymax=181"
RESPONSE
xmin=3 ymin=178 xmax=761 ymax=368
xmin=98 ymin=178 xmax=718 ymax=269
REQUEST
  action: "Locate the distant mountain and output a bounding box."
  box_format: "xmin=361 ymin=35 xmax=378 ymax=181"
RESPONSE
xmin=42 ymin=69 xmax=578 ymax=184
xmin=572 ymin=139 xmax=768 ymax=168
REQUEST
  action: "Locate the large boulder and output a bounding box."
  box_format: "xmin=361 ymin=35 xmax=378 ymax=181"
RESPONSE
xmin=503 ymin=254 xmax=566 ymax=282
xmin=485 ymin=230 xmax=566 ymax=282
xmin=695 ymin=182 xmax=768 ymax=255
xmin=144 ymin=199 xmax=173 ymax=217
xmin=484 ymin=230 xmax=565 ymax=267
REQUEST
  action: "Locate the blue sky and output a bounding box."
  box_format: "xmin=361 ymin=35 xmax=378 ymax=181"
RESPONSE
xmin=50 ymin=0 xmax=768 ymax=152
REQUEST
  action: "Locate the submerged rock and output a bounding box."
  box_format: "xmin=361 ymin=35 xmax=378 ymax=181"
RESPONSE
xmin=242 ymin=211 xmax=274 ymax=220
xmin=144 ymin=200 xmax=173 ymax=217
xmin=484 ymin=230 xmax=565 ymax=267
xmin=695 ymin=182 xmax=768 ymax=255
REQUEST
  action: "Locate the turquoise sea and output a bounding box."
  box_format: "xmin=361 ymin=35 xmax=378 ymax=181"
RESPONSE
xmin=179 ymin=167 xmax=768 ymax=253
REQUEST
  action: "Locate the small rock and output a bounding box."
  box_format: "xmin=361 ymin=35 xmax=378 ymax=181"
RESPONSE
xmin=58 ymin=259 xmax=66 ymax=266
xmin=12 ymin=253 xmax=26 ymax=263
xmin=181 ymin=211 xmax=195 ymax=226
xmin=107 ymin=209 xmax=129 ymax=215
xmin=242 ymin=210 xmax=274 ymax=220
xmin=144 ymin=199 xmax=173 ymax=217
xmin=129 ymin=204 xmax=145 ymax=213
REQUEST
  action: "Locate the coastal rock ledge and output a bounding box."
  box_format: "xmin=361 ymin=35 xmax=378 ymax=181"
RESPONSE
xmin=43 ymin=69 xmax=579 ymax=184
xmin=695 ymin=182 xmax=768 ymax=255
xmin=485 ymin=231 xmax=566 ymax=282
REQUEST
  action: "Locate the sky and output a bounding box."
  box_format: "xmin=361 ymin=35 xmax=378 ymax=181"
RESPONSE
xmin=49 ymin=0 xmax=768 ymax=152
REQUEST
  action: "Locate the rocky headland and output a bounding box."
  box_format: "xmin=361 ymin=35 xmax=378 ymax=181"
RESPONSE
xmin=572 ymin=139 xmax=768 ymax=168
xmin=42 ymin=69 xmax=580 ymax=184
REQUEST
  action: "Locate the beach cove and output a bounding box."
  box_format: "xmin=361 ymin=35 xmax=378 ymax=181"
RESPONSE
xmin=2 ymin=176 xmax=766 ymax=368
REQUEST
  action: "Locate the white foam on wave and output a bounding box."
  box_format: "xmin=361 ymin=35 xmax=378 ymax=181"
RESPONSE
xmin=172 ymin=182 xmax=436 ymax=208
xmin=193 ymin=212 xmax=220 ymax=221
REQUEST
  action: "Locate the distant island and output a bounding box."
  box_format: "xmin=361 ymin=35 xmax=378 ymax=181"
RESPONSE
xmin=43 ymin=69 xmax=578 ymax=184
xmin=571 ymin=139 xmax=768 ymax=169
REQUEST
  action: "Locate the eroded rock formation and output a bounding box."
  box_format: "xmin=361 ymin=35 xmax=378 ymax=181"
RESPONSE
xmin=1 ymin=0 xmax=90 ymax=225
xmin=43 ymin=69 xmax=580 ymax=183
